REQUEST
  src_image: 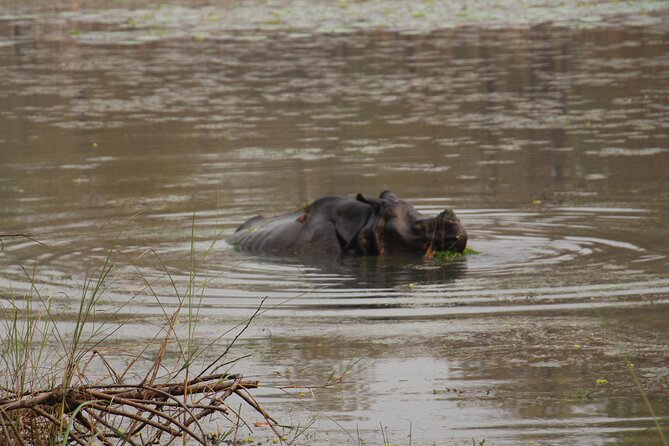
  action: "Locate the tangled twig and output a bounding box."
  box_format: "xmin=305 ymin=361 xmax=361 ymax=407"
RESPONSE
xmin=0 ymin=374 xmax=265 ymax=445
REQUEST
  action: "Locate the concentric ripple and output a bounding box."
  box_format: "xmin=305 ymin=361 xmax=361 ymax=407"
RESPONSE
xmin=2 ymin=204 xmax=665 ymax=320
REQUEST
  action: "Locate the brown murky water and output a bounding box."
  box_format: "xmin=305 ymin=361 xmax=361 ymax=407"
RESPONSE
xmin=1 ymin=1 xmax=668 ymax=445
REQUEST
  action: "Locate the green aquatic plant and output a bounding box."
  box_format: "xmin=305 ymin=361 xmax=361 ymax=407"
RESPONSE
xmin=435 ymin=247 xmax=480 ymax=260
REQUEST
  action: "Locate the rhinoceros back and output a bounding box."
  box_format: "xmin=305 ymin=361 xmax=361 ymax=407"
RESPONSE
xmin=227 ymin=211 xmax=305 ymax=254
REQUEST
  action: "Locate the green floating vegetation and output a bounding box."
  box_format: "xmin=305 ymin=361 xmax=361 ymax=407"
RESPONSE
xmin=435 ymin=247 xmax=480 ymax=260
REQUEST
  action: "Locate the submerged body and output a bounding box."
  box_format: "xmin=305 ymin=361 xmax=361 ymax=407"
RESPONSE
xmin=227 ymin=191 xmax=467 ymax=258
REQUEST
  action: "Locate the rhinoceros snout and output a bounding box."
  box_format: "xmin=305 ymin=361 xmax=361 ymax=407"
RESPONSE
xmin=432 ymin=209 xmax=467 ymax=253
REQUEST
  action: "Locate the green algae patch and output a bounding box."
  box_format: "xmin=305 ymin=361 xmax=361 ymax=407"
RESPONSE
xmin=435 ymin=247 xmax=480 ymax=260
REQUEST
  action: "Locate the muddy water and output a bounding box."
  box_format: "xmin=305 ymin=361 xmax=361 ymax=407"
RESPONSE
xmin=1 ymin=2 xmax=669 ymax=445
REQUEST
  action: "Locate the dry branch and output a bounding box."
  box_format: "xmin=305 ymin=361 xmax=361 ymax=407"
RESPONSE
xmin=0 ymin=373 xmax=266 ymax=446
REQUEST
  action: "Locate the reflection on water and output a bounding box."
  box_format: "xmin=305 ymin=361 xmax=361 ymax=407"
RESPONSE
xmin=1 ymin=2 xmax=669 ymax=445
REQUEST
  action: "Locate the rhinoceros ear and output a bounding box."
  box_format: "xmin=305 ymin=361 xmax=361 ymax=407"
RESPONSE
xmin=379 ymin=190 xmax=398 ymax=202
xmin=356 ymin=193 xmax=385 ymax=210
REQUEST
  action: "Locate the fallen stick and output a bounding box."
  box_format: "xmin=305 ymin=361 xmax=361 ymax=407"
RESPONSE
xmin=0 ymin=374 xmax=266 ymax=446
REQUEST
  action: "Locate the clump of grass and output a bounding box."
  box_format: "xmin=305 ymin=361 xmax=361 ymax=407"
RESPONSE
xmin=435 ymin=247 xmax=480 ymax=260
xmin=0 ymin=227 xmax=278 ymax=445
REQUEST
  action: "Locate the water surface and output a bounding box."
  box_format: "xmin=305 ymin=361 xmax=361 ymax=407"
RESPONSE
xmin=1 ymin=2 xmax=668 ymax=445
